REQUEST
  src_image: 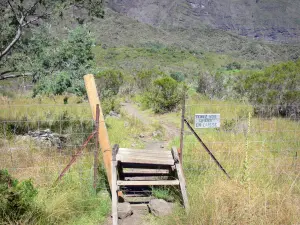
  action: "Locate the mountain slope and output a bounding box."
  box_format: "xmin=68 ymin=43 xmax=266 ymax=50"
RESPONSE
xmin=107 ymin=0 xmax=300 ymax=43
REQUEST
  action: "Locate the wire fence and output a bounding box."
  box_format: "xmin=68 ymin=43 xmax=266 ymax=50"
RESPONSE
xmin=0 ymin=104 xmax=109 ymax=192
xmin=0 ymin=102 xmax=299 ymax=199
xmin=181 ymin=102 xmax=300 ymax=186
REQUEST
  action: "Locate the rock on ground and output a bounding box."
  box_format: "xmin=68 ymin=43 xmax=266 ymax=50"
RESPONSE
xmin=118 ymin=202 xmax=133 ymax=219
xmin=148 ymin=199 xmax=172 ymax=217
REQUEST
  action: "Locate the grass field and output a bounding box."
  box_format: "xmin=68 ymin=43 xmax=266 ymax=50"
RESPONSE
xmin=139 ymin=95 xmax=300 ymax=225
xmin=0 ymin=90 xmax=299 ymax=224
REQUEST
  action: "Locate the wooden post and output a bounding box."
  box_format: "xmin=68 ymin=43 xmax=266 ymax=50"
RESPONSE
xmin=172 ymin=147 xmax=189 ymax=212
xmin=93 ymin=104 xmax=100 ymax=189
xmin=179 ymin=86 xmax=186 ymax=163
xmin=112 ymin=144 xmax=119 ymax=225
xmin=84 ymin=74 xmax=113 ymax=190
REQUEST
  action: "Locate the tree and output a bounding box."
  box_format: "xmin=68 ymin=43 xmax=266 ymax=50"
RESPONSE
xmin=32 ymin=25 xmax=95 ymax=96
xmin=0 ymin=0 xmax=104 ymax=79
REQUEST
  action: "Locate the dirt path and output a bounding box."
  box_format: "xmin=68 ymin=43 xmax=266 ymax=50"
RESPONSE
xmin=121 ymin=102 xmax=180 ymax=148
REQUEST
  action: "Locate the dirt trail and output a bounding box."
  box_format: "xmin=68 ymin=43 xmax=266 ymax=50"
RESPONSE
xmin=121 ymin=102 xmax=180 ymax=148
xmin=104 ymin=103 xmax=180 ymax=225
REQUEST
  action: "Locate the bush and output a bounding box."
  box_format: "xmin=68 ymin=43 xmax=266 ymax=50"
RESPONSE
xmin=226 ymin=62 xmax=242 ymax=70
xmin=170 ymin=71 xmax=185 ymax=82
xmin=135 ymin=69 xmax=165 ymax=91
xmin=197 ymin=71 xmax=226 ymax=99
xmin=95 ymin=69 xmax=124 ymax=99
xmin=235 ymin=60 xmax=300 ymax=118
xmin=102 ymin=97 xmax=121 ymax=115
xmin=145 ymin=77 xmax=182 ymax=113
xmin=33 ymin=72 xmax=86 ymax=97
xmin=0 ymin=170 xmax=41 ymax=223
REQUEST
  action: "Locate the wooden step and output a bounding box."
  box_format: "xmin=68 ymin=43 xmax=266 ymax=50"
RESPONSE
xmin=116 ymin=155 xmax=175 ymax=165
xmin=117 ymin=180 xmax=180 ymax=186
xmin=124 ymin=176 xmax=170 ymax=181
xmin=122 ymin=168 xmax=170 ymax=174
xmin=119 ymin=148 xmax=171 ymax=155
xmin=118 ymin=152 xmax=173 ymax=159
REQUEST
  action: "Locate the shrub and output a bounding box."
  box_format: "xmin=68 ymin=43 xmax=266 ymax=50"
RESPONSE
xmin=197 ymin=71 xmax=226 ymax=99
xmin=135 ymin=69 xmax=164 ymax=91
xmin=170 ymin=71 xmax=185 ymax=82
xmin=145 ymin=77 xmax=182 ymax=113
xmin=102 ymin=97 xmax=121 ymax=115
xmin=235 ymin=60 xmax=300 ymax=118
xmin=33 ymin=72 xmax=86 ymax=97
xmin=95 ymin=69 xmax=124 ymax=99
xmin=226 ymin=62 xmax=242 ymax=70
xmin=0 ymin=170 xmax=41 ymax=223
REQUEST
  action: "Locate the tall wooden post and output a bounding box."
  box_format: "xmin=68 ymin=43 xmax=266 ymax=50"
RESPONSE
xmin=84 ymin=74 xmax=112 ymax=190
xmin=179 ymin=86 xmax=186 ymax=164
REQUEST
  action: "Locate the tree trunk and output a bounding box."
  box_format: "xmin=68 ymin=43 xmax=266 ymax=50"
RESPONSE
xmin=0 ymin=25 xmax=22 ymax=60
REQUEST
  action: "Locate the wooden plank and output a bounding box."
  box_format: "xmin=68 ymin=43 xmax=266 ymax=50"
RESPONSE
xmin=124 ymin=176 xmax=170 ymax=181
xmin=123 ymin=193 xmax=150 ymax=197
xmin=122 ymin=168 xmax=170 ymax=174
xmin=119 ymin=148 xmax=172 ymax=155
xmin=111 ymin=160 xmax=118 ymax=225
xmin=118 ymin=151 xmax=173 ymax=158
xmin=117 ymin=155 xmax=174 ymax=165
xmin=118 ymin=153 xmax=173 ymax=160
xmin=122 ymin=163 xmax=171 ymax=170
xmin=172 ymin=147 xmax=190 ymax=212
xmin=117 ymin=180 xmax=180 ymax=186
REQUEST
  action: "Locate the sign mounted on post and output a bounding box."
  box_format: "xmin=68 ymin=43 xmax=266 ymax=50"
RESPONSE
xmin=195 ymin=114 xmax=220 ymax=128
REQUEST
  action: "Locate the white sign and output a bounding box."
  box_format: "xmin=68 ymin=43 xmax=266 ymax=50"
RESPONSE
xmin=195 ymin=114 xmax=220 ymax=128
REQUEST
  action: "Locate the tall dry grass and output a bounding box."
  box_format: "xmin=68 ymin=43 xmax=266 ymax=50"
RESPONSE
xmin=153 ymin=98 xmax=300 ymax=225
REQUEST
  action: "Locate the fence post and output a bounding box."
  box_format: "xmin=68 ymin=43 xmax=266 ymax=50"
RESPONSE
xmin=94 ymin=104 xmax=100 ymax=189
xmin=179 ymin=86 xmax=186 ymax=164
xmin=84 ymin=74 xmax=113 ymax=190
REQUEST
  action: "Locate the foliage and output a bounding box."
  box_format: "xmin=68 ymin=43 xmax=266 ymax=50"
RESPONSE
xmin=197 ymin=71 xmax=227 ymax=99
xmin=170 ymin=71 xmax=185 ymax=82
xmin=0 ymin=169 xmax=40 ymax=223
xmin=95 ymin=69 xmax=124 ymax=99
xmin=226 ymin=62 xmax=242 ymax=70
xmin=135 ymin=69 xmax=164 ymax=91
xmin=0 ymin=0 xmax=104 ymax=60
xmin=145 ymin=76 xmax=182 ymax=113
xmin=32 ymin=26 xmax=95 ymax=96
xmin=102 ymin=97 xmax=121 ymax=115
xmin=235 ymin=60 xmax=300 ymax=118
